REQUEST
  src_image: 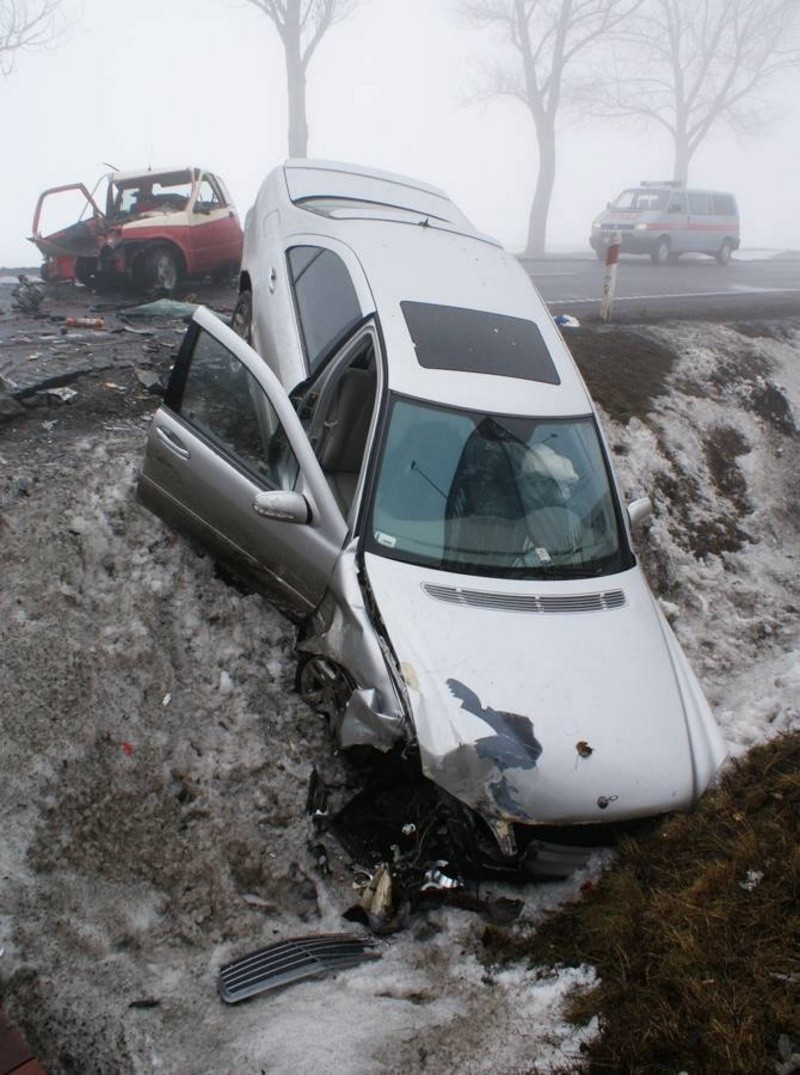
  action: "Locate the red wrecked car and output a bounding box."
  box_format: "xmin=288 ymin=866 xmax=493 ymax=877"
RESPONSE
xmin=30 ymin=166 xmax=243 ymax=292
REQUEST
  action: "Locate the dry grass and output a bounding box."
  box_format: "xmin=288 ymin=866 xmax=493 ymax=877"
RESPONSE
xmin=486 ymin=734 xmax=800 ymax=1073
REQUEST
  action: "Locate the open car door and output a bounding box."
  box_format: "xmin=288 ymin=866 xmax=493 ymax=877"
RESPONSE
xmin=30 ymin=182 xmax=105 ymax=259
xmin=137 ymin=306 xmax=348 ymax=618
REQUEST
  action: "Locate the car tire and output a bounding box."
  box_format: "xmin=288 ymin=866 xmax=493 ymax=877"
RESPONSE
xmin=144 ymin=244 xmax=181 ymax=294
xmin=296 ymin=655 xmax=353 ymax=722
xmin=651 ymin=238 xmax=670 ymax=265
xmin=231 ymin=289 xmax=253 ymax=344
xmin=716 ymin=240 xmax=733 ymax=266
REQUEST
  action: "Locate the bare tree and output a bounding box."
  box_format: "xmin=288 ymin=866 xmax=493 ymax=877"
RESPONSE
xmin=0 ymin=0 xmax=70 ymax=75
xmin=459 ymin=0 xmax=642 ymax=255
xmin=243 ymin=0 xmax=359 ymax=157
xmin=585 ymin=0 xmax=800 ymax=184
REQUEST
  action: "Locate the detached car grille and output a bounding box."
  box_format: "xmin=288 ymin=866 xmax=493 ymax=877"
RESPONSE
xmin=218 ymin=933 xmax=381 ymax=1003
xmin=422 ymin=584 xmax=626 ymax=613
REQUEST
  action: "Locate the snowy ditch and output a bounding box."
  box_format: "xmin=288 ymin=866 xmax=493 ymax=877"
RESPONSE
xmin=0 ymin=318 xmax=798 ymax=1073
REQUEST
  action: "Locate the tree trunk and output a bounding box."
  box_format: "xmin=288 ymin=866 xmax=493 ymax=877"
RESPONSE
xmin=673 ymin=133 xmax=690 ymax=185
xmin=283 ymin=14 xmax=309 ymax=158
xmin=526 ymin=121 xmax=556 ymax=257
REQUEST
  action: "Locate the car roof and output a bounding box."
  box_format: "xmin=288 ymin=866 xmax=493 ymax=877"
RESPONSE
xmin=258 ymin=161 xmax=593 ymax=418
xmin=109 ymin=167 xmax=205 ymax=184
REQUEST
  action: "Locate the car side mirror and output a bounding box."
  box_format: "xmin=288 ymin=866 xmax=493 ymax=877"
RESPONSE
xmin=627 ymin=496 xmax=652 ymax=530
xmin=253 ymin=490 xmax=310 ymax=524
xmin=194 ymin=203 xmax=212 ymax=215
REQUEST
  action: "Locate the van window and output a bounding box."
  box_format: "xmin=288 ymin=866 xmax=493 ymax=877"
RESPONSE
xmin=612 ymin=189 xmax=669 ymax=211
xmin=688 ymin=192 xmax=713 ymax=215
xmin=668 ymin=192 xmax=687 ymax=213
xmin=287 ymin=246 xmax=362 ymax=373
xmin=712 ymin=193 xmax=736 ymax=216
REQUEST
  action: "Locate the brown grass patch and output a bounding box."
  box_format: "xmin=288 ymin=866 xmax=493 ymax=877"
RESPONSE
xmin=567 ymin=329 xmax=675 ymax=423
xmin=485 ymin=734 xmax=800 ymax=1073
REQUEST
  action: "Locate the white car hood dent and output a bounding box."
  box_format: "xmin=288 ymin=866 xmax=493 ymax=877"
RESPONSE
xmin=364 ymin=553 xmax=726 ymax=827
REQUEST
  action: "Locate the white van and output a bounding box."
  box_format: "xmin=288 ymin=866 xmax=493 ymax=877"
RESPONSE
xmin=590 ymin=181 xmax=740 ymax=265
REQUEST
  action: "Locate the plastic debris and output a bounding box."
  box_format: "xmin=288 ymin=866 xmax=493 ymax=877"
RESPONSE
xmin=39 ymin=386 xmax=77 ymax=404
xmin=739 ymin=869 xmax=764 ymax=892
xmin=134 ymin=368 xmax=165 ymax=395
xmin=554 ymin=313 xmax=580 ymax=328
xmin=218 ymin=933 xmax=381 ymax=1003
xmin=64 ymin=317 xmax=105 ymax=329
xmin=353 ymin=863 xmax=402 ymax=934
xmin=123 ymin=299 xmax=198 ymax=319
xmin=421 ymin=862 xmax=462 ymax=891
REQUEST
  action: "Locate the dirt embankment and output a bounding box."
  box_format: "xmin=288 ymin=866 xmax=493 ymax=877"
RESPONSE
xmin=0 ymin=281 xmax=797 ymax=1074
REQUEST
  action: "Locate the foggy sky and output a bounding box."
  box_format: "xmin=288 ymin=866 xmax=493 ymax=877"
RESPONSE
xmin=2 ymin=0 xmax=799 ymax=267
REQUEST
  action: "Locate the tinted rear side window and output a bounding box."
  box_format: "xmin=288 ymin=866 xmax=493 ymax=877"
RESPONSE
xmin=688 ymin=192 xmax=713 ymax=214
xmin=287 ymin=245 xmax=362 ymax=373
xmin=401 ymin=302 xmax=560 ymax=385
xmin=712 ymin=193 xmax=736 ymax=216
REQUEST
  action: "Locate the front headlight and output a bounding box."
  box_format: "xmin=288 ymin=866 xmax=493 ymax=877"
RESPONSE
xmin=592 ymin=221 xmax=602 ymax=229
xmin=635 ymin=223 xmax=648 ymax=231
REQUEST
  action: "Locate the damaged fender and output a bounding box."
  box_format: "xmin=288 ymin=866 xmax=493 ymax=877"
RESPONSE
xmin=298 ymin=541 xmax=408 ymax=750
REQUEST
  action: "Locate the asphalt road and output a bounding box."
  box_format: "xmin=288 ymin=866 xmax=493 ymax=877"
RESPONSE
xmin=522 ymin=251 xmax=800 ymax=322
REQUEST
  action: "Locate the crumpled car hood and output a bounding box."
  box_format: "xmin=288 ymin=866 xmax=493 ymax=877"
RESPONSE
xmin=364 ymin=552 xmax=726 ymax=827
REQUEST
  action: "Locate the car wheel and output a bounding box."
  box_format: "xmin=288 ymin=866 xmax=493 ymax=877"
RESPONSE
xmin=651 ymin=238 xmax=670 ymax=265
xmin=145 ymin=244 xmax=181 ymax=293
xmin=296 ymin=655 xmax=353 ymax=722
xmin=716 ymin=240 xmax=733 ymax=266
xmin=231 ymin=289 xmax=253 ymax=344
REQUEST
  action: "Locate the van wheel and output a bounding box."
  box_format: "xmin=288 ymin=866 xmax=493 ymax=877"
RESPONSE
xmin=716 ymin=240 xmax=733 ymax=266
xmin=651 ymin=238 xmax=670 ymax=265
xmin=231 ymin=289 xmax=253 ymax=344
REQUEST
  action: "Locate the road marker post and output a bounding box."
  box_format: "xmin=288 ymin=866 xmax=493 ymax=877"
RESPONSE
xmin=600 ymin=232 xmax=621 ymax=323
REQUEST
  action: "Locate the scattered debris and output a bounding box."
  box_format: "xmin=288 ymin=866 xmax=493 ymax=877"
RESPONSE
xmin=64 ymin=317 xmax=105 ymax=330
xmin=134 ymin=367 xmax=165 ymax=395
xmin=421 ymin=863 xmax=461 ymax=891
xmin=554 ymin=313 xmax=580 ymax=328
xmin=739 ymin=868 xmax=765 ymax=892
xmin=38 ymin=386 xmax=77 ymax=404
xmin=218 ymin=934 xmax=381 ymax=1003
xmin=122 ymin=299 xmax=198 ymax=320
xmin=11 ymin=275 xmax=44 ymax=314
xmin=308 ymin=761 xmax=525 ymax=935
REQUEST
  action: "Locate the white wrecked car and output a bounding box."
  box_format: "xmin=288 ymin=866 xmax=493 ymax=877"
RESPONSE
xmin=137 ymin=160 xmax=727 ymax=876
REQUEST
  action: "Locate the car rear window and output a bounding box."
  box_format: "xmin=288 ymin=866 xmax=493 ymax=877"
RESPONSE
xmin=401 ymin=302 xmax=560 ymax=385
xmin=287 ymin=246 xmax=362 ymax=373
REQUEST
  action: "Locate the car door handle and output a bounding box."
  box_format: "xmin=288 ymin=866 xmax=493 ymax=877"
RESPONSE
xmin=156 ymin=426 xmax=190 ymax=460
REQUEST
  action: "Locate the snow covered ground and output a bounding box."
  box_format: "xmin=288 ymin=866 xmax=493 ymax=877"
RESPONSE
xmin=0 ymin=315 xmax=797 ymax=1073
